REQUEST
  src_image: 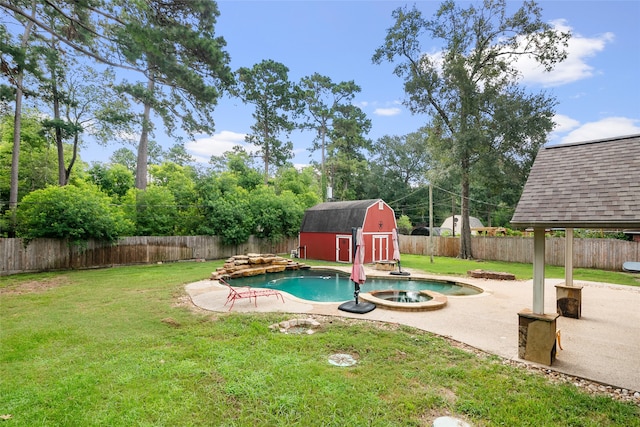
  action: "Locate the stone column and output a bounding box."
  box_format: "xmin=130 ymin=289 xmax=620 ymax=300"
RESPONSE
xmin=556 ymin=283 xmax=583 ymax=319
xmin=518 ymin=309 xmax=559 ymax=365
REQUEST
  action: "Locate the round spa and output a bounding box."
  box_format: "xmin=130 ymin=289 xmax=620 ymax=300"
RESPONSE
xmin=359 ymin=289 xmax=448 ymax=312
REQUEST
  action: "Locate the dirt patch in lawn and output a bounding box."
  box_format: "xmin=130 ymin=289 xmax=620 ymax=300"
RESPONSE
xmin=0 ymin=276 xmax=69 ymax=295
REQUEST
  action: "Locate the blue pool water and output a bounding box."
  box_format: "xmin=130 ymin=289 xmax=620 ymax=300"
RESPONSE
xmin=226 ymin=269 xmax=480 ymax=302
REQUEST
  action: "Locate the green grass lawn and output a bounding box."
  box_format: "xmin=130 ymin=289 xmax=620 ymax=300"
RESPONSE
xmin=1 ymin=260 xmax=638 ymax=426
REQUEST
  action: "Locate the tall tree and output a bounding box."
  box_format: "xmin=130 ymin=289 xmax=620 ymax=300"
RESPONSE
xmin=298 ymin=73 xmax=361 ymax=200
xmin=110 ymin=147 xmax=137 ymax=173
xmin=0 ymin=111 xmax=57 ymax=209
xmin=64 ymin=67 xmax=134 ymax=162
xmin=1 ymin=0 xmax=39 ymax=236
xmin=1 ymin=1 xmax=117 ymax=236
xmin=235 ymin=60 xmax=301 ymax=184
xmin=373 ymin=0 xmax=569 ymax=258
xmin=326 ymin=103 xmax=371 ymax=200
xmin=363 ymin=129 xmax=432 ymax=217
xmin=2 ymin=0 xmax=233 ymax=227
xmin=111 ymin=0 xmax=233 ymax=190
xmin=40 ymin=63 xmax=133 ymax=185
xmin=39 ymin=15 xmax=75 ymax=186
xmin=370 ymin=128 xmax=431 ymax=187
xmin=165 ymin=143 xmax=194 ymax=166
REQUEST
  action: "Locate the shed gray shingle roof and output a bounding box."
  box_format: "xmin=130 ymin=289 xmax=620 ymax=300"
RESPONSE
xmin=511 ymin=134 xmax=640 ymax=228
xmin=300 ymin=199 xmax=381 ymax=233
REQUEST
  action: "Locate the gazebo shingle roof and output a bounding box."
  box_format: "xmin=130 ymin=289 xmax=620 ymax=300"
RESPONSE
xmin=511 ymin=134 xmax=640 ymax=229
xmin=300 ymin=199 xmax=381 ymax=233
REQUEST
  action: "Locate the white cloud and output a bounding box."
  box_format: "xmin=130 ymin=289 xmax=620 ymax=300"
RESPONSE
xmin=185 ymin=130 xmax=249 ymax=163
xmin=412 ymin=20 xmax=612 ymax=89
xmin=374 ymin=107 xmax=401 ymax=116
xmin=553 ymin=114 xmax=581 ymax=133
xmin=555 ymin=117 xmax=640 ymax=144
xmin=517 ymin=20 xmax=614 ymax=87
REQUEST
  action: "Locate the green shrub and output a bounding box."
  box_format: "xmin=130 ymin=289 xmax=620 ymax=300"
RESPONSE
xmin=122 ymin=187 xmax=178 ymax=236
xmin=15 ymin=184 xmax=133 ymax=244
xmin=249 ymin=187 xmax=304 ymax=242
xmin=397 ymin=214 xmax=412 ymax=234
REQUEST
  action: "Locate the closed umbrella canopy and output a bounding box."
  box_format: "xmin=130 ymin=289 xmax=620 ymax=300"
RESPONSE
xmin=350 ymin=228 xmax=366 ymax=285
xmin=392 ymin=228 xmax=401 ymax=261
xmin=390 ymin=228 xmax=410 ymax=276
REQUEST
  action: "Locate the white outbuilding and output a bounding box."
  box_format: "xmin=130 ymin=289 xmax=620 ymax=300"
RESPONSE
xmin=440 ymin=215 xmax=484 ymax=236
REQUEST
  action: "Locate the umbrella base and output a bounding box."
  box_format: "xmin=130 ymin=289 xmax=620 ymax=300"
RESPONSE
xmin=390 ymin=271 xmax=411 ymax=276
xmin=338 ymin=301 xmax=376 ymax=314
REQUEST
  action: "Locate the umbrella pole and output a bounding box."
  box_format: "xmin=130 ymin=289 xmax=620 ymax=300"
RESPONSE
xmin=390 ymin=259 xmax=411 ymax=276
xmin=354 ymin=283 xmax=360 ymax=304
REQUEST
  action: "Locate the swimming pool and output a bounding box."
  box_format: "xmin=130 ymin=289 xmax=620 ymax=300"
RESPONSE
xmin=225 ymin=269 xmax=481 ymax=302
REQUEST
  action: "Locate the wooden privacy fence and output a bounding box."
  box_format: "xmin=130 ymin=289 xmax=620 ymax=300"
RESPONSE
xmin=2 ymin=235 xmax=638 ymax=275
xmin=1 ymin=236 xmax=299 ymax=276
xmin=400 ymin=235 xmax=639 ymax=271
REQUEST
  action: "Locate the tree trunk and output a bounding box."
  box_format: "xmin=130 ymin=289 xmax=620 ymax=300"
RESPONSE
xmin=459 ymin=158 xmax=473 ymax=259
xmin=64 ymin=133 xmax=79 ymax=183
xmin=321 ymin=125 xmax=327 ymax=201
xmin=8 ymin=2 xmax=36 ymax=236
xmin=50 ymin=58 xmax=66 ymax=186
xmin=458 ymin=90 xmax=473 ymax=259
xmin=136 ymin=76 xmax=155 ymax=190
xmin=9 ymin=78 xmax=24 ymax=237
xmin=64 ymin=97 xmax=80 ymax=183
xmin=262 ymin=148 xmax=269 ymax=185
xmin=262 ymin=124 xmax=271 ymax=185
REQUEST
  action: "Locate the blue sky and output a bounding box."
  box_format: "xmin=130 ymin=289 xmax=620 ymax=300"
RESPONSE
xmin=84 ymin=0 xmax=640 ymax=167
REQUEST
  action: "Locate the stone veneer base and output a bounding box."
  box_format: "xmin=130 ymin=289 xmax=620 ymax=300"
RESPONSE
xmin=555 ymin=283 xmax=583 ymax=319
xmin=518 ymin=309 xmax=559 ymax=366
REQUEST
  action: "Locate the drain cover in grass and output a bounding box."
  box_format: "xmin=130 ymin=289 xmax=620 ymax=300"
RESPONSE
xmin=328 ymin=353 xmax=357 ymax=367
xmin=433 ymin=416 xmax=470 ymax=427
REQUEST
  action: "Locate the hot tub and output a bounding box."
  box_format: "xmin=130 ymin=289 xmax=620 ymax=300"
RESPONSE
xmin=359 ymin=289 xmax=447 ymax=312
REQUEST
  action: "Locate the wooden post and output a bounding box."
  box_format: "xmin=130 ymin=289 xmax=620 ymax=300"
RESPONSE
xmin=565 ymin=228 xmax=573 ymax=287
xmin=533 ymin=227 xmax=545 ymax=314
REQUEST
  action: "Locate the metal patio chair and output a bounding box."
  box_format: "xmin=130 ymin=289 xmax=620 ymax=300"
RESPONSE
xmin=219 ymin=278 xmax=284 ymax=311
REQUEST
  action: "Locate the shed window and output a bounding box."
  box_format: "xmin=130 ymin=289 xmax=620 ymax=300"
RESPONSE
xmin=378 ymin=201 xmax=383 ymax=210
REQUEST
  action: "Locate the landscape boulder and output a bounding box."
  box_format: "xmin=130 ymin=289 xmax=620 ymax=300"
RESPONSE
xmin=211 ymin=253 xmax=309 ymax=281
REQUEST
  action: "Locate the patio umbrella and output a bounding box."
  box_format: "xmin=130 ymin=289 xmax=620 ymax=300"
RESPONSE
xmin=390 ymin=228 xmax=410 ymax=276
xmin=349 ymin=227 xmax=366 ymax=288
xmin=339 ymin=227 xmax=375 ymax=313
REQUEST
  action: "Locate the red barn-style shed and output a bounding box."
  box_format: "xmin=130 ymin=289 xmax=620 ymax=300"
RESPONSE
xmin=298 ymin=199 xmax=397 ymax=263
